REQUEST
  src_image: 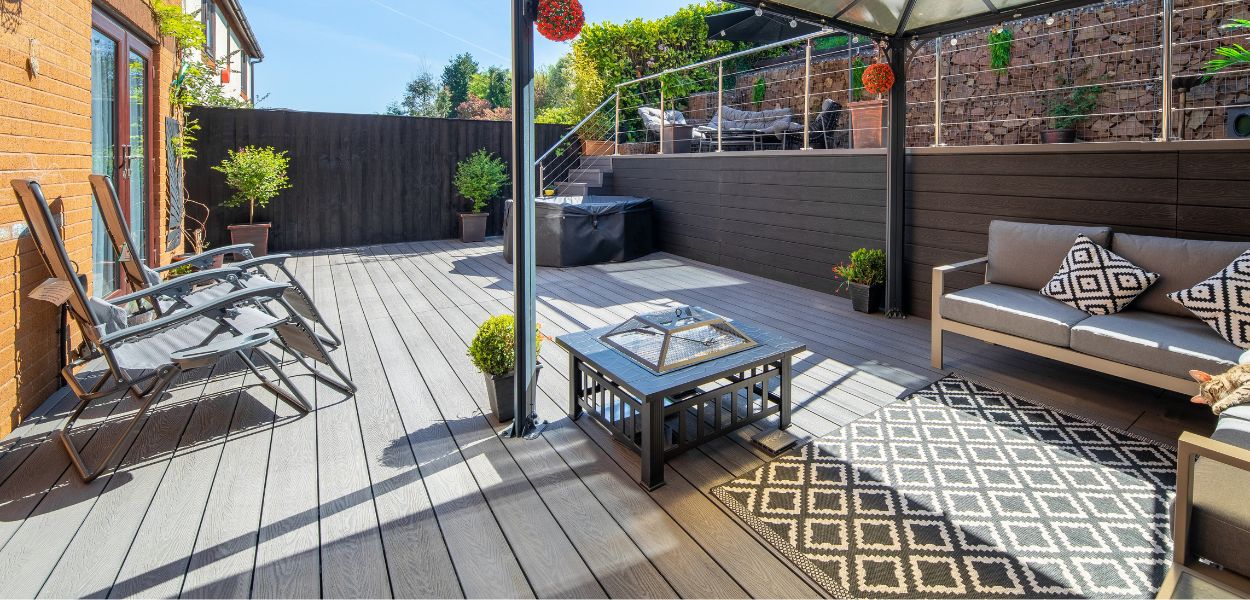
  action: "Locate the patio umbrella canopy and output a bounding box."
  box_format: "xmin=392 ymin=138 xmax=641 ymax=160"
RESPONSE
xmin=732 ymin=0 xmax=1105 ymax=37
xmin=706 ymin=7 xmax=823 ymax=43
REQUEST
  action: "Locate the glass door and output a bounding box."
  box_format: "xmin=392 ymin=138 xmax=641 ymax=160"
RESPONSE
xmin=90 ymin=9 xmax=153 ymax=297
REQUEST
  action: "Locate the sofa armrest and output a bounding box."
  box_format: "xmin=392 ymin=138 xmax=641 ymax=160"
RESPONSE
xmin=932 ymin=257 xmax=988 ymax=309
xmin=1174 ymin=431 xmax=1250 ymax=569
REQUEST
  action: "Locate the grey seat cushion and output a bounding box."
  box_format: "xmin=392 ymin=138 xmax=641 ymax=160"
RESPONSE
xmin=941 ymin=284 xmax=1091 ymax=347
xmin=986 ymin=221 xmax=1112 ymax=290
xmin=1070 ymin=311 xmax=1243 ymax=379
xmin=1110 ymin=234 xmax=1250 ymax=318
xmin=1191 ymin=406 xmax=1250 ymax=577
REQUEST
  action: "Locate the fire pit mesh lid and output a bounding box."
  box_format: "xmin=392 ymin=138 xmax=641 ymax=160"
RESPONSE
xmin=599 ymin=306 xmax=757 ymax=373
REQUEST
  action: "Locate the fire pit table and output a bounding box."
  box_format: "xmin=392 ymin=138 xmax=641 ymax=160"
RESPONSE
xmin=555 ymin=308 xmax=805 ymax=489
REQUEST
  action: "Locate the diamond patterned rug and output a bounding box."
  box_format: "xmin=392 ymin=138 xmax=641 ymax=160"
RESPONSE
xmin=712 ymin=375 xmax=1177 ymax=599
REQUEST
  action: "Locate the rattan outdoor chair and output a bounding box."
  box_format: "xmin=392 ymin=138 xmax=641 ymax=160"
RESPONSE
xmin=14 ymin=179 xmax=331 ymax=481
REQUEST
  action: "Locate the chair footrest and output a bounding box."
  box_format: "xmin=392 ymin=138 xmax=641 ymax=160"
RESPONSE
xmin=171 ymin=330 xmax=275 ymax=369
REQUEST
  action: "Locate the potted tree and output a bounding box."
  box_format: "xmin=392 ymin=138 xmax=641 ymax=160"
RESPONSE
xmin=1042 ymin=81 xmax=1103 ymax=143
xmin=847 ymin=59 xmax=893 ymax=149
xmin=453 ymin=149 xmax=509 ymax=243
xmin=468 ymin=314 xmax=545 ymax=423
xmin=213 ymin=145 xmax=291 ymax=257
xmin=832 ymin=248 xmax=887 ymax=314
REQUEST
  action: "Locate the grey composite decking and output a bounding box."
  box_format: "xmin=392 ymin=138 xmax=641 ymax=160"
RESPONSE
xmin=0 ymin=240 xmax=1216 ymax=598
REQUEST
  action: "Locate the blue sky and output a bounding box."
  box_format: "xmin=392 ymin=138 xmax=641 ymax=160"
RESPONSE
xmin=244 ymin=0 xmax=689 ymax=114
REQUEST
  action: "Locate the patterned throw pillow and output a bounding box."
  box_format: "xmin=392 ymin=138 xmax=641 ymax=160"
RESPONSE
xmin=1169 ymin=250 xmax=1250 ymax=350
xmin=1041 ymin=234 xmax=1160 ymax=315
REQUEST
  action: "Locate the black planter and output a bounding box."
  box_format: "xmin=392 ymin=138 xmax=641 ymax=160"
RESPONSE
xmin=849 ymin=282 xmax=884 ymax=314
xmin=1040 ymin=128 xmax=1077 ymax=144
xmin=483 ymin=364 xmax=542 ymax=423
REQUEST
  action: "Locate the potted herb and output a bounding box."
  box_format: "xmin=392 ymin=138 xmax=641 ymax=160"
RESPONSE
xmin=832 ymin=248 xmax=887 ymax=313
xmin=453 ymin=149 xmax=509 ymax=243
xmin=1042 ymin=81 xmax=1103 ymax=143
xmin=468 ymin=314 xmax=545 ymax=422
xmin=213 ymin=145 xmax=291 ymax=256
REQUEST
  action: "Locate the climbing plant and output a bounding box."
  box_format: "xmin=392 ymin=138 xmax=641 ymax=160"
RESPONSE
xmin=988 ymin=27 xmax=1014 ymax=74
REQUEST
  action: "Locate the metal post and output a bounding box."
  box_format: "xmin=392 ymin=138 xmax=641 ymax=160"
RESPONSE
xmin=933 ymin=35 xmax=943 ymax=146
xmin=803 ymin=39 xmax=813 ymax=150
xmin=717 ymin=61 xmax=724 ymax=152
xmin=536 ymin=162 xmax=544 ymax=196
xmin=658 ymin=84 xmax=666 ymax=155
xmin=614 ymin=92 xmax=621 ymax=155
xmin=885 ymin=36 xmax=907 ymax=318
xmin=1161 ymin=0 xmax=1174 ymax=141
xmin=508 ymin=0 xmax=542 ymax=438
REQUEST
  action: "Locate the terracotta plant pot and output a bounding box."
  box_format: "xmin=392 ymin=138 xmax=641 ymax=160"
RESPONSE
xmin=227 ymin=223 xmax=271 ymax=257
xmin=1040 ymin=128 xmax=1077 ymax=144
xmin=582 ymin=140 xmax=614 ymax=156
xmin=848 ymin=282 xmax=884 ymax=314
xmin=460 ymin=212 xmax=488 ymax=243
xmin=847 ymin=99 xmax=887 ymax=149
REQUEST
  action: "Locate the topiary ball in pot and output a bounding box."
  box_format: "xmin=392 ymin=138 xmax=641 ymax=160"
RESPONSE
xmin=469 ymin=315 xmax=544 ymax=422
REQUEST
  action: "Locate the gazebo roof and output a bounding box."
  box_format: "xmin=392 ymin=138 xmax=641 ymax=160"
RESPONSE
xmin=732 ymin=0 xmax=1102 ymax=37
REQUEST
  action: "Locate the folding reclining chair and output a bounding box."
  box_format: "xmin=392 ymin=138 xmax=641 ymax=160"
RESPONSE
xmin=89 ymin=174 xmax=343 ymax=348
xmin=87 ymin=175 xmax=355 ymax=394
xmin=14 ymin=179 xmax=322 ymax=481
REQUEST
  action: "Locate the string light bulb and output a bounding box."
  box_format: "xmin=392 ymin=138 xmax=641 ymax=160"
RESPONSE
xmin=789 ymin=19 xmax=798 ymax=28
xmin=755 ymin=7 xmax=764 ymax=16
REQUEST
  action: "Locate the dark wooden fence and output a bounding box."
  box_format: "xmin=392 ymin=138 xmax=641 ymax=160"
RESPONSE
xmin=611 ymin=143 xmax=1250 ymax=315
xmin=187 ymin=107 xmax=566 ymax=251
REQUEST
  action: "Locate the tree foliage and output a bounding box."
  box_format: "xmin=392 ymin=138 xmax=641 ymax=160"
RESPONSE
xmin=386 ymin=71 xmax=444 ymax=117
xmin=470 ymin=66 xmax=512 ymax=108
xmin=1205 ymin=19 xmax=1250 ymax=75
xmin=213 ymin=146 xmax=292 ymax=224
xmin=441 ymin=52 xmax=480 ymax=117
xmin=453 ymin=149 xmax=509 ymax=213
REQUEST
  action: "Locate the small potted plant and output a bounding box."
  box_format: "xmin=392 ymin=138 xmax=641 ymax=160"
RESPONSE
xmin=1042 ymin=80 xmax=1103 ymax=143
xmin=468 ymin=314 xmax=545 ymax=423
xmin=453 ymin=149 xmax=509 ymax=243
xmin=212 ymin=145 xmax=291 ymax=256
xmin=832 ymin=248 xmax=887 ymax=314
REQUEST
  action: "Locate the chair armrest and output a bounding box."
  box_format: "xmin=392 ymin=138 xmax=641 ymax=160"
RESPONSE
xmin=109 ymin=267 xmax=241 ymax=305
xmin=932 ymin=256 xmax=988 ymax=297
xmin=155 ymin=244 xmax=254 ymax=273
xmin=1173 ymin=431 xmax=1250 ymax=567
xmin=101 ymin=282 xmax=289 ymax=347
xmin=232 ymin=254 xmax=291 ymax=273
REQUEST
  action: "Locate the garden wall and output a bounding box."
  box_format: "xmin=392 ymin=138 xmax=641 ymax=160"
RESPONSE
xmin=187 ymin=107 xmax=566 ymax=251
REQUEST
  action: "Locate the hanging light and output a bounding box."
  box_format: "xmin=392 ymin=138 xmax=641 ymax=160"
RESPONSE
xmin=789 ymin=19 xmax=798 ymax=28
xmin=755 ymin=7 xmax=764 ymax=16
xmin=1046 ymin=16 xmax=1056 ymax=25
xmin=950 ymin=37 xmax=958 ymax=46
xmin=720 ymin=29 xmax=727 ymax=37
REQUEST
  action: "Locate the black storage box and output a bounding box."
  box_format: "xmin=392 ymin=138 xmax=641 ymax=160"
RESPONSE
xmin=503 ymin=196 xmax=654 ymax=267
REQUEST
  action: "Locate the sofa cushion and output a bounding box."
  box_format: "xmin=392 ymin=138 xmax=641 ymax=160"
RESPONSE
xmin=941 ymin=284 xmax=1091 ymax=347
xmin=986 ymin=221 xmax=1113 ymax=290
xmin=1111 ymin=234 xmax=1250 ymax=318
xmin=1041 ymin=234 xmax=1160 ymax=315
xmin=1169 ymin=250 xmax=1250 ymax=350
xmin=637 ymin=107 xmax=687 ymax=132
xmin=1191 ymin=407 xmax=1250 ymax=577
xmin=1070 ymin=311 xmax=1243 ymax=380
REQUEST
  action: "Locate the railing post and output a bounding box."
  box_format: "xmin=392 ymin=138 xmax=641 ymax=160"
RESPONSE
xmin=934 ymin=35 xmax=943 ymax=146
xmin=1161 ymin=0 xmax=1174 ymax=141
xmin=803 ymin=39 xmax=813 ymax=150
xmin=614 ymin=92 xmax=621 ymax=155
xmin=717 ymin=60 xmax=724 ymax=152
xmin=658 ymin=83 xmax=666 ymax=155
xmin=537 ymin=162 xmax=544 ymax=196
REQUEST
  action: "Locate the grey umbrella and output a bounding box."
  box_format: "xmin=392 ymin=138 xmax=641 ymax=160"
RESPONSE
xmin=706 ymin=7 xmax=822 ymax=43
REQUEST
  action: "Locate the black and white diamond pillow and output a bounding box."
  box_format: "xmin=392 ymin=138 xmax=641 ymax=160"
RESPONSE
xmin=1041 ymin=234 xmax=1160 ymax=315
xmin=1169 ymin=250 xmax=1250 ymax=350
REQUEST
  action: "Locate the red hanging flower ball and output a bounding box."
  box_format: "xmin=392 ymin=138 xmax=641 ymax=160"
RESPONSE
xmin=536 ymin=0 xmax=585 ymax=42
xmin=862 ymin=63 xmax=895 ymax=96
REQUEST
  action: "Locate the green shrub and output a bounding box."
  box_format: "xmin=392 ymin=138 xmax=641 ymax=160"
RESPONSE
xmin=988 ymin=27 xmax=1014 ymax=74
xmin=453 ymin=149 xmax=509 ymax=213
xmin=212 ymin=145 xmax=291 ymax=224
xmin=851 ymin=56 xmax=867 ymax=101
xmin=752 ymin=77 xmax=767 ymax=105
xmin=468 ymin=315 xmax=544 ymax=377
xmin=832 ymin=248 xmax=887 ymax=290
xmin=813 ymin=35 xmax=848 ymax=52
xmin=1046 ymin=82 xmax=1104 ymax=130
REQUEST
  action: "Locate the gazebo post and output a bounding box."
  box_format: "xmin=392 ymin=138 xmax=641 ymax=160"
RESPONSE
xmin=508 ymin=0 xmax=542 ymax=438
xmin=884 ymin=35 xmax=907 ymax=318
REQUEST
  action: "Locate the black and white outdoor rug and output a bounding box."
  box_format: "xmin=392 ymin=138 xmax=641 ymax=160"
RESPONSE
xmin=712 ymin=375 xmax=1177 ymax=599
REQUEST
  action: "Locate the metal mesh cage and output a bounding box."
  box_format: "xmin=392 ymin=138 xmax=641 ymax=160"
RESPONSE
xmin=600 ymin=306 xmax=758 ymax=374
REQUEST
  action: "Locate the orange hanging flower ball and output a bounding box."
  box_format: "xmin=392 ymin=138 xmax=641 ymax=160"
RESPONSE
xmin=862 ymin=63 xmax=895 ymax=96
xmin=537 ymin=0 xmax=585 ymax=42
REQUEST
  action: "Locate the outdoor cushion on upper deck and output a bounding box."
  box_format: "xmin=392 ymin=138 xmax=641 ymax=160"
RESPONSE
xmin=940 ymin=283 xmax=1091 ymax=347
xmin=1070 ymin=311 xmax=1242 ymax=379
xmin=1111 ymin=234 xmax=1250 ymax=318
xmin=985 ymin=221 xmax=1112 ymax=290
xmin=1191 ymin=405 xmax=1250 ymax=577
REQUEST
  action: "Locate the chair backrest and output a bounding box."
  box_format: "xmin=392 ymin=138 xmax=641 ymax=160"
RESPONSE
xmin=88 ymin=174 xmax=149 ymax=291
xmin=11 ymin=180 xmax=98 ymax=336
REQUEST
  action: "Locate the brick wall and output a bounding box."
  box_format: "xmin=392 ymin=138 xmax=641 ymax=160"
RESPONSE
xmin=0 ymin=0 xmax=176 ymax=436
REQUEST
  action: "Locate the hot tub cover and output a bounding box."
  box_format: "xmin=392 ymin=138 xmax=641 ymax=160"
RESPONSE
xmin=504 ymin=196 xmax=654 ymax=268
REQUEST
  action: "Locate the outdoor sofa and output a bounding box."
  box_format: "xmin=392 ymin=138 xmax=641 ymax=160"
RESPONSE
xmin=931 ymin=220 xmax=1248 ymax=395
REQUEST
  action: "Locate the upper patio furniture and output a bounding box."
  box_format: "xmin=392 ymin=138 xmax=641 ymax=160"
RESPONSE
xmin=931 ymin=220 xmax=1249 ymax=395
xmin=695 ymin=105 xmax=803 ymax=151
xmin=89 ymin=174 xmax=343 ymax=349
xmin=503 ymin=196 xmax=653 ymax=267
xmin=12 ymin=179 xmax=318 ymax=481
xmin=782 ymin=98 xmax=845 ymax=150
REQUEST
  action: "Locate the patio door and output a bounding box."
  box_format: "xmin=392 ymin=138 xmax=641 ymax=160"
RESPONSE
xmin=90 ymin=8 xmax=154 ymax=297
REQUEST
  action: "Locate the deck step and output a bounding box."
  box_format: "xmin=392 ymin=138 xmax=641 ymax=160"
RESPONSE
xmin=577 ymin=155 xmax=614 ymax=173
xmin=566 ymin=169 xmax=613 ymax=187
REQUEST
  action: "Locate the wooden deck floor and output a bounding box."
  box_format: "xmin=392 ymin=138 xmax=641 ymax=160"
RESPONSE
xmin=0 ymin=240 xmax=1216 ymax=598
